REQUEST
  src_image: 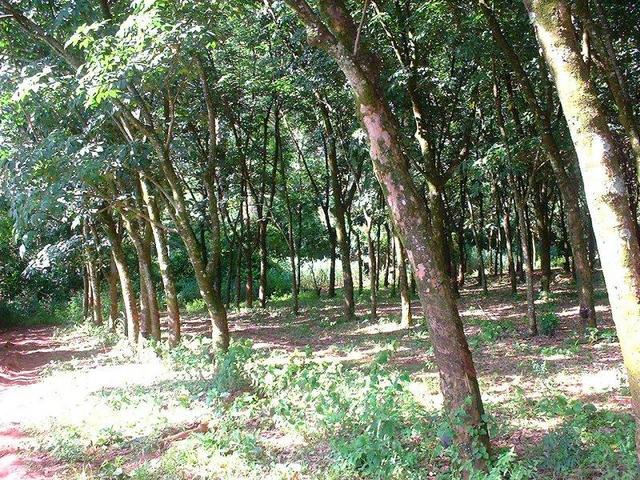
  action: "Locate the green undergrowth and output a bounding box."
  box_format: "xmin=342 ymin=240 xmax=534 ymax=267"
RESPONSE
xmin=33 ymin=309 xmax=635 ymax=480
xmin=36 ymin=332 xmax=534 ymax=480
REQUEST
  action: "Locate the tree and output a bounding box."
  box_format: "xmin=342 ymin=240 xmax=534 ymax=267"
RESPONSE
xmin=283 ymin=0 xmax=490 ymax=465
xmin=525 ymin=0 xmax=640 ymax=461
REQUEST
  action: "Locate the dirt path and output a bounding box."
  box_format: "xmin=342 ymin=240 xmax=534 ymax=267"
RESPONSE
xmin=0 ymin=326 xmax=95 ymax=480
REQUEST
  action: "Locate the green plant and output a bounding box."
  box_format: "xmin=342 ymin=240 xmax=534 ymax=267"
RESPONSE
xmin=539 ymin=311 xmax=560 ymax=336
xmin=536 ymin=396 xmax=637 ymax=478
xmin=185 ymin=298 xmax=206 ymax=313
xmin=586 ymin=327 xmax=618 ymax=344
xmin=469 ymin=320 xmax=516 ymax=348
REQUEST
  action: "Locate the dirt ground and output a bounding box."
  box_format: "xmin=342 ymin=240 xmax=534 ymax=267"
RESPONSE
xmin=0 ymin=271 xmax=630 ymax=478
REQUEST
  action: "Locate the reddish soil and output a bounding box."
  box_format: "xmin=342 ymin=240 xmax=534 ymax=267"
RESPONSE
xmin=0 ymin=326 xmax=94 ymax=480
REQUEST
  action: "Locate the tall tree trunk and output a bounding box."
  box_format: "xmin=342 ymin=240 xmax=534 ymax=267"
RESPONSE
xmin=318 ymin=97 xmax=355 ymax=320
xmin=354 ymin=221 xmax=364 ymax=295
xmin=257 ymin=103 xmax=280 ymax=307
xmin=468 ymin=197 xmax=487 ymax=293
xmin=140 ymin=232 xmax=161 ymax=341
xmin=101 ymin=211 xmax=140 ymax=344
xmin=196 ymin=57 xmax=224 ymax=297
xmin=281 ymin=154 xmax=299 ymax=316
xmin=284 ymin=0 xmax=490 ymax=463
xmin=366 ymin=216 xmax=377 ymax=320
xmin=558 ymin=194 xmax=573 ymax=275
xmin=121 ymin=210 xmax=160 ymax=341
xmin=457 ymin=169 xmax=467 ymax=288
xmin=107 ymin=253 xmax=119 ymax=332
xmin=244 ymin=182 xmax=254 ymax=309
xmin=395 ymin=233 xmax=412 ymax=327
xmin=140 ymin=177 xmax=181 ymax=346
xmin=514 ymin=187 xmax=537 ymax=336
xmin=383 ymin=222 xmax=391 ymax=288
xmin=328 ymin=231 xmax=337 ymax=297
xmin=503 ymin=204 xmax=517 ymax=294
xmin=83 ymin=221 xmax=103 ymax=326
xmin=82 ymin=267 xmax=90 ymax=321
xmin=479 ymin=0 xmax=597 ymax=329
xmin=493 ymin=70 xmax=535 ymax=330
xmin=526 ymin=0 xmax=640 ymax=460
xmin=538 ymin=218 xmax=552 ymax=295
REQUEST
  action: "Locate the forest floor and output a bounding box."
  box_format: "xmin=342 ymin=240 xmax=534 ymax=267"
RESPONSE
xmin=0 ymin=271 xmax=637 ymax=479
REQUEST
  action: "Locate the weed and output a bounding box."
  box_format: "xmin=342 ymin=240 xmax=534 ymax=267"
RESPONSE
xmin=539 ymin=311 xmax=560 ymax=336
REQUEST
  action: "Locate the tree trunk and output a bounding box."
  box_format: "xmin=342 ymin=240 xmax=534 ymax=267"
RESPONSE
xmin=503 ymin=204 xmax=517 ymax=294
xmin=140 ymin=177 xmax=181 ymax=346
xmin=195 ymin=57 xmax=223 ymax=297
xmin=318 ymin=97 xmax=355 ymax=320
xmin=355 ymin=227 xmax=364 ymax=295
xmin=328 ymin=232 xmax=337 ymax=297
xmin=107 ymin=253 xmax=119 ymax=332
xmin=383 ymin=222 xmax=391 ymax=288
xmin=467 ymin=197 xmax=487 ymax=293
xmin=101 ymin=211 xmax=140 ymax=344
xmin=284 ymin=0 xmax=490 ymax=463
xmin=558 ymin=194 xmax=573 ymax=275
xmin=514 ymin=188 xmax=537 ymax=336
xmin=244 ymin=185 xmax=254 ymax=309
xmin=366 ymin=216 xmax=377 ymax=320
xmin=457 ymin=169 xmax=467 ymax=288
xmin=395 ymin=233 xmax=412 ymax=327
xmin=82 ymin=267 xmax=90 ymax=320
xmin=526 ymin=0 xmax=640 ymax=460
xmin=83 ymin=221 xmax=103 ymax=326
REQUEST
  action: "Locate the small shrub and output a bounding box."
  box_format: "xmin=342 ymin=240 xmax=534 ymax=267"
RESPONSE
xmin=586 ymin=327 xmax=618 ymax=344
xmin=469 ymin=320 xmax=516 ymax=348
xmin=542 ymin=426 xmax=584 ymax=474
xmin=209 ymin=339 xmax=254 ymax=397
xmin=539 ymin=312 xmax=560 ymax=336
xmin=185 ymin=298 xmax=206 ymax=313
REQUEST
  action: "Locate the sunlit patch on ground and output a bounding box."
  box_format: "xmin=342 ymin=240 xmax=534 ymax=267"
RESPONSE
xmin=0 ymin=272 xmax=634 ymax=479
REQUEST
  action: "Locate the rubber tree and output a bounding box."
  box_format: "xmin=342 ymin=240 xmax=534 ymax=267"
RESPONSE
xmin=317 ymin=95 xmax=356 ymax=321
xmin=284 ymin=0 xmax=490 ymax=466
xmin=524 ymin=0 xmax=640 ymax=461
xmin=478 ymin=0 xmax=597 ymax=329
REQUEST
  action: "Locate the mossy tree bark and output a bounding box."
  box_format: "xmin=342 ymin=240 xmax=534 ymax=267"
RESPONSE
xmin=479 ymin=0 xmax=597 ymax=329
xmin=101 ymin=210 xmax=140 ymax=345
xmin=317 ymin=97 xmax=356 ymax=321
xmin=82 ymin=220 xmax=103 ymax=326
xmin=284 ymin=0 xmax=490 ymax=465
xmin=525 ymin=0 xmax=640 ymax=460
xmin=139 ymin=176 xmax=181 ymax=347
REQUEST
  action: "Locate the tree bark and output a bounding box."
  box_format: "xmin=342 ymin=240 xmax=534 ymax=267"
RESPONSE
xmin=101 ymin=211 xmax=140 ymax=344
xmin=502 ymin=203 xmax=518 ymax=294
xmin=195 ymin=57 xmax=223 ymax=297
xmin=83 ymin=221 xmax=103 ymax=326
xmin=140 ymin=177 xmax=181 ymax=346
xmin=515 ymin=187 xmax=537 ymax=336
xmin=395 ymin=232 xmax=413 ymax=327
xmin=526 ymin=0 xmax=640 ymax=460
xmin=107 ymin=253 xmax=119 ymax=332
xmin=318 ymin=97 xmax=355 ymax=320
xmin=285 ymin=0 xmax=490 ymax=463
xmin=366 ymin=216 xmax=377 ymax=320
